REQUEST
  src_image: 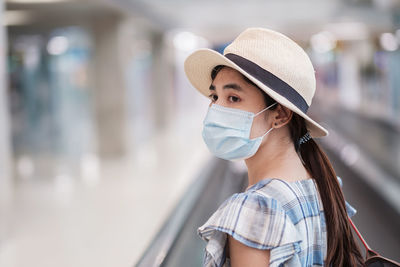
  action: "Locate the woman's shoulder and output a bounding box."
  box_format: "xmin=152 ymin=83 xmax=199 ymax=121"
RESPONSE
xmin=198 ymin=182 xmax=302 ymax=248
xmin=246 ymin=177 xmax=357 ymax=220
xmin=198 ymin=181 xmax=304 ymax=266
xmin=199 ymin=178 xmax=318 ymax=228
xmin=247 ymin=178 xmax=320 ymax=208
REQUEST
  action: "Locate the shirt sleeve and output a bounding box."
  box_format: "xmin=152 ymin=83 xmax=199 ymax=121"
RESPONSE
xmin=198 ymin=191 xmax=302 ymax=267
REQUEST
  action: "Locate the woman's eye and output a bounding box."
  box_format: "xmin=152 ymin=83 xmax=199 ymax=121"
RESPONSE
xmin=228 ymin=96 xmax=240 ymax=102
xmin=209 ymin=94 xmax=218 ymax=102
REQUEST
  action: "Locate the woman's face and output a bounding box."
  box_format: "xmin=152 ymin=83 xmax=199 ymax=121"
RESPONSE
xmin=209 ymin=67 xmax=274 ymax=139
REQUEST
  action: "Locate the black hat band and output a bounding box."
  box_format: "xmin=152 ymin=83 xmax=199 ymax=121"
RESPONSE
xmin=225 ymin=53 xmax=309 ymax=113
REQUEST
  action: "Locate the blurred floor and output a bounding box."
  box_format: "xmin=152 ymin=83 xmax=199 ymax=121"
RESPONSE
xmin=0 ymin=124 xmax=209 ymax=267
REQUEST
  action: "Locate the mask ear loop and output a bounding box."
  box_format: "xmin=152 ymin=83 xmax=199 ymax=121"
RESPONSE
xmin=254 ymin=102 xmax=277 ymax=117
xmin=261 ymin=127 xmax=274 ymax=138
xmin=250 ymin=126 xmax=274 ymax=142
xmin=252 ymin=102 xmax=277 ymax=140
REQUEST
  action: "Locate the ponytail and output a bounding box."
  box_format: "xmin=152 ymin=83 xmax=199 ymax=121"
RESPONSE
xmin=289 ymin=113 xmax=365 ymax=266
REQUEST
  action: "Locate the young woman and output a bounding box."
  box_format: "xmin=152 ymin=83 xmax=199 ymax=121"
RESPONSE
xmin=184 ymin=28 xmax=364 ymax=266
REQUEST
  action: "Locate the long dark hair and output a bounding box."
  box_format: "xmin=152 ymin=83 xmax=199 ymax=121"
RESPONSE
xmin=211 ymin=65 xmax=365 ymax=266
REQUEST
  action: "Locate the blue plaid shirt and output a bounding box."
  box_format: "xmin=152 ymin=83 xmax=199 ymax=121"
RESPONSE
xmin=198 ymin=178 xmax=356 ymax=267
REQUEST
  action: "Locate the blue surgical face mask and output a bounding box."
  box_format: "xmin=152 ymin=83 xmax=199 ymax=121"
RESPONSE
xmin=202 ymin=102 xmax=277 ymax=161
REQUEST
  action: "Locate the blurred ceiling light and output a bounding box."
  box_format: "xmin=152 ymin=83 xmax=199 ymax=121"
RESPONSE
xmin=173 ymin=31 xmax=199 ymax=51
xmin=324 ymin=22 xmax=369 ymax=40
xmin=379 ymin=32 xmax=398 ymax=51
xmin=47 ymin=36 xmax=69 ymax=55
xmin=3 ymin=10 xmax=33 ymax=26
xmin=310 ymin=31 xmax=337 ymax=53
xmin=340 ymin=143 xmax=360 ymax=166
xmin=6 ymin=0 xmax=69 ymax=3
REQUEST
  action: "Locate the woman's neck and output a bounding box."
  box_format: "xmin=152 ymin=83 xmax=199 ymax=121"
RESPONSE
xmin=245 ymin=132 xmax=311 ymax=188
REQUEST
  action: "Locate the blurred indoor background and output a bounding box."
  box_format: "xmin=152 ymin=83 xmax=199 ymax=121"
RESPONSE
xmin=0 ymin=0 xmax=399 ymax=266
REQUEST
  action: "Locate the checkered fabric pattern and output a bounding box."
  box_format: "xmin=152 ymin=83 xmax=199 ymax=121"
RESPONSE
xmin=198 ymin=177 xmax=356 ymax=267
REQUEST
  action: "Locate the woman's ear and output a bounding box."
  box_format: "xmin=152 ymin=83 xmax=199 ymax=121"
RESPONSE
xmin=272 ymin=104 xmax=293 ymax=128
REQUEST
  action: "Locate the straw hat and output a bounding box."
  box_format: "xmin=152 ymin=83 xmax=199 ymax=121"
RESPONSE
xmin=184 ymin=27 xmax=328 ymax=137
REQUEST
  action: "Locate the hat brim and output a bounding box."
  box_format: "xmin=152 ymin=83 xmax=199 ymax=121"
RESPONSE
xmin=184 ymin=48 xmax=328 ymax=138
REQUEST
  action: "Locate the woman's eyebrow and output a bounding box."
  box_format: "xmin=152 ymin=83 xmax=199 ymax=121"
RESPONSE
xmin=223 ymin=83 xmax=243 ymax=91
xmin=209 ymin=83 xmax=243 ymax=91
